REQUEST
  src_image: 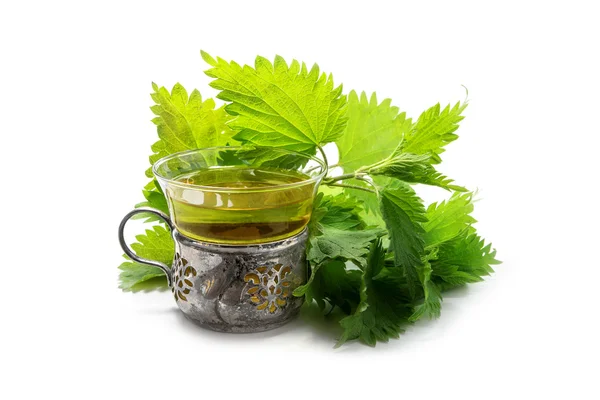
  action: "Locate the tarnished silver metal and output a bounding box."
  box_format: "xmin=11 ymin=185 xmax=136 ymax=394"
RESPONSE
xmin=172 ymin=229 xmax=307 ymax=332
xmin=118 ymin=207 xmax=307 ymax=333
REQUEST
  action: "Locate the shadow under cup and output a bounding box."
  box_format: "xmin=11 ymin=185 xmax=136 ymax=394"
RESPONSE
xmin=153 ymin=147 xmax=327 ymax=245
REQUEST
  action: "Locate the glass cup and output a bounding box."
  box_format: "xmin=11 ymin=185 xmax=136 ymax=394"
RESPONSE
xmin=118 ymin=146 xmax=326 ymax=332
xmin=153 ymin=146 xmax=326 ymax=244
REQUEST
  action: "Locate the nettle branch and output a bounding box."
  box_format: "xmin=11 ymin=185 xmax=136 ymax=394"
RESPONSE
xmin=326 ymin=182 xmax=375 ymax=193
xmin=321 ymin=154 xmax=407 ymax=194
xmin=323 ymin=171 xmax=374 ymax=191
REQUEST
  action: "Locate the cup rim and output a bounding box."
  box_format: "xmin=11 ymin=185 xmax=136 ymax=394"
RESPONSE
xmin=152 ymin=146 xmax=327 ymax=193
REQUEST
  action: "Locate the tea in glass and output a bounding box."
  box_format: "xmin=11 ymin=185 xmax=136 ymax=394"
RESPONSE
xmin=153 ymin=147 xmax=326 ymax=245
xmin=170 ymin=166 xmax=315 ymax=243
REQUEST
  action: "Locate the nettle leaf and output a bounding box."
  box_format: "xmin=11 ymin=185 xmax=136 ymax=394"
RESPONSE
xmin=431 ymin=231 xmax=500 ymax=290
xmin=373 ymin=263 xmax=408 ymax=287
xmin=293 ymin=259 xmax=361 ymax=315
xmin=308 ymin=192 xmax=362 ymax=236
xmin=317 ymin=193 xmax=365 ymax=230
xmin=129 ymin=225 xmax=174 ymax=263
xmin=399 ymin=102 xmax=467 ymax=164
xmin=340 ymin=178 xmax=382 ymax=216
xmin=379 ymin=183 xmax=427 ymax=298
xmin=335 ymin=91 xmax=411 ymax=215
xmin=308 ymin=226 xmax=383 ymax=267
xmin=409 ymin=259 xmax=443 ymax=321
xmin=118 ymin=225 xmax=174 ymax=290
xmin=133 ymin=180 xmax=170 ymax=223
xmin=298 ymin=193 xmax=379 ymax=313
xmin=147 ymin=82 xmax=237 ymax=177
xmin=423 ymin=192 xmax=476 ymax=247
xmin=202 ymin=51 xmax=347 ymax=153
xmin=337 ymin=240 xmax=412 ymax=347
xmin=336 ymin=91 xmax=412 ymax=172
xmin=368 ymin=152 xmax=466 ymax=191
xmin=229 ymin=146 xmax=311 ymax=170
xmin=307 ymin=193 xmax=381 ymax=266
xmin=118 ymin=261 xmax=167 ymax=291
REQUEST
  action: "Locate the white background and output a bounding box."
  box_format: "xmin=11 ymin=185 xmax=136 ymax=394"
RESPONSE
xmin=1 ymin=0 xmax=598 ymax=398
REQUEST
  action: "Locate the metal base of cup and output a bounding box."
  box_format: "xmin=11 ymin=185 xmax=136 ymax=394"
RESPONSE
xmin=171 ymin=229 xmax=308 ymax=333
xmin=182 ymin=308 xmax=301 ymax=333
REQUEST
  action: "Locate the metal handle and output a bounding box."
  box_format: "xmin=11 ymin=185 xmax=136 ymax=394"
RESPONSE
xmin=118 ymin=207 xmax=174 ymax=287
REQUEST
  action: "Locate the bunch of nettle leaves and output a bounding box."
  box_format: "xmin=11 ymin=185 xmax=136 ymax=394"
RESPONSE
xmin=119 ymin=51 xmax=499 ymax=347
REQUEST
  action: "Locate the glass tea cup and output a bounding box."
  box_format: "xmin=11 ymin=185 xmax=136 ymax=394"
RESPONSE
xmin=153 ymin=146 xmax=326 ymax=244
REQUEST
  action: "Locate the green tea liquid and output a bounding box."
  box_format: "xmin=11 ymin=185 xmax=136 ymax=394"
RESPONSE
xmin=168 ymin=167 xmax=315 ymax=244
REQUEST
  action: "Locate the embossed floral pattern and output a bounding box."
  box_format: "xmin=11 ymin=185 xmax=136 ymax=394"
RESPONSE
xmin=243 ymin=264 xmax=292 ymax=313
xmin=172 ymin=253 xmax=197 ymax=302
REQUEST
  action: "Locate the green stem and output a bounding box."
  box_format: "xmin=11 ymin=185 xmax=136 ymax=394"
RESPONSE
xmin=356 ymin=155 xmax=395 ymax=173
xmin=325 ymin=182 xmax=376 ymax=194
xmin=305 ymin=165 xmax=323 ymax=174
xmin=317 ymin=145 xmax=329 ymax=169
xmin=355 ymin=175 xmax=380 ymax=195
xmin=307 ymin=161 xmax=337 ymax=175
xmin=324 ymin=172 xmax=363 ymax=183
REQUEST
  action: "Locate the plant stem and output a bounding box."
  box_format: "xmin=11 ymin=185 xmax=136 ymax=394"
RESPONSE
xmin=317 ymin=145 xmax=328 ymax=169
xmin=324 ymin=173 xmax=361 ymax=183
xmin=356 ymin=156 xmax=394 ymax=173
xmin=325 ymin=182 xmax=376 ymax=194
xmin=306 ymin=162 xmax=337 ymax=175
xmin=305 ymin=165 xmax=323 ymax=174
xmin=355 ymin=175 xmax=380 ymax=195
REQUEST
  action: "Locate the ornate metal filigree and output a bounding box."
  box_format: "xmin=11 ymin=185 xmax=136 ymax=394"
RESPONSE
xmin=172 ymin=253 xmax=197 ymax=302
xmin=244 ymin=264 xmax=292 ymax=313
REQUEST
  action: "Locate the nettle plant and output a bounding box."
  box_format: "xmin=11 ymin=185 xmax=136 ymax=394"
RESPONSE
xmin=119 ymin=51 xmax=499 ymax=347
